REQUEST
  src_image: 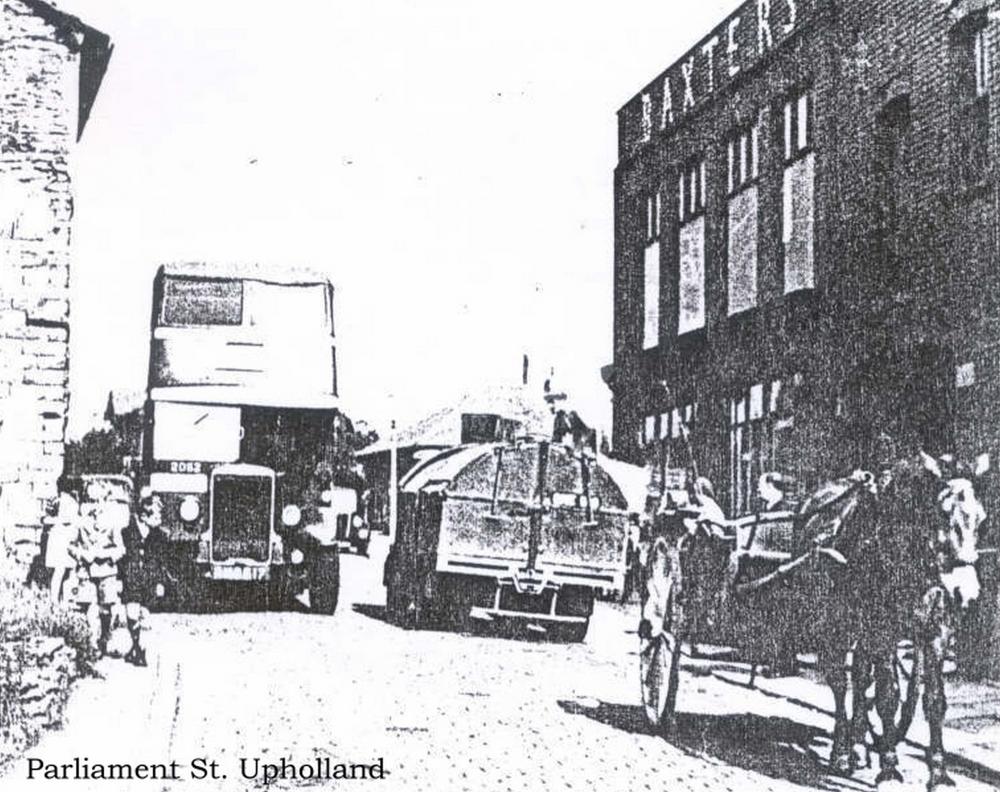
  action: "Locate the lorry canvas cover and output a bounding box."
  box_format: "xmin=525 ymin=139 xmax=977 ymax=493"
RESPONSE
xmin=400 ymin=442 xmax=642 ymax=591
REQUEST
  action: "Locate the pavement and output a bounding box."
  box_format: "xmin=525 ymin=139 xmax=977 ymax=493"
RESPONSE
xmin=707 ymin=663 xmax=1000 ymax=786
xmin=2 ymin=533 xmax=998 ymax=792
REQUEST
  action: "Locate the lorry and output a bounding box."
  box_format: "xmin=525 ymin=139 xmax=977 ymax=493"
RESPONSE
xmin=383 ymin=437 xmax=646 ymax=641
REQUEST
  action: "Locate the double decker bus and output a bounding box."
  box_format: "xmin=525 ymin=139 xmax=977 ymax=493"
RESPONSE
xmin=141 ymin=262 xmax=349 ymax=612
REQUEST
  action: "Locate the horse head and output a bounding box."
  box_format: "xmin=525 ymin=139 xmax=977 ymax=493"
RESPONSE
xmin=919 ymin=450 xmax=989 ymax=608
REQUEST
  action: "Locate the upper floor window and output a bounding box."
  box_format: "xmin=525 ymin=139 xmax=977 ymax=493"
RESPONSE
xmin=727 ymin=123 xmax=760 ymax=194
xmin=646 ymin=192 xmax=662 ymax=242
xmin=875 ymin=96 xmax=911 ymax=266
xmin=727 ymin=119 xmax=761 ymax=315
xmin=975 ymin=26 xmax=991 ymax=97
xmin=643 ymin=191 xmax=662 ymax=350
xmin=678 ymin=158 xmax=707 ymax=223
xmin=783 ymin=87 xmax=812 ymax=162
xmin=678 ymin=157 xmax=707 ymax=334
xmin=781 ymin=88 xmax=816 ymax=293
xmin=953 ymin=19 xmax=991 ymax=179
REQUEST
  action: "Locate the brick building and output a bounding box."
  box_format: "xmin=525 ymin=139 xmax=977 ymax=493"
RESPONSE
xmin=0 ymin=0 xmax=111 ymax=568
xmin=604 ymin=0 xmax=1000 ymax=676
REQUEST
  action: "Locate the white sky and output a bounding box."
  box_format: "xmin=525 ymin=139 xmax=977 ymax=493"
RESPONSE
xmin=60 ymin=0 xmax=742 ymax=439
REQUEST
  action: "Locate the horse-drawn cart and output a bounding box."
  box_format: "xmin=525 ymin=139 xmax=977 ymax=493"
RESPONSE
xmin=637 ymin=448 xmax=989 ymax=790
xmin=638 ymin=473 xmax=921 ymax=743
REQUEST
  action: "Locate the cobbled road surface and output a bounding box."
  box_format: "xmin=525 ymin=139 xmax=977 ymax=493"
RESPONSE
xmin=7 ymin=535 xmax=997 ymax=792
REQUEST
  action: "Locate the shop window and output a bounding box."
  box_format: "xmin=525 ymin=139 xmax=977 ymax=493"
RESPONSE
xmin=729 ymin=380 xmax=784 ymax=517
xmin=956 ymin=362 xmax=976 ymax=389
xmin=643 ymin=414 xmax=657 ymax=447
xmin=646 ymin=403 xmax=699 ymax=483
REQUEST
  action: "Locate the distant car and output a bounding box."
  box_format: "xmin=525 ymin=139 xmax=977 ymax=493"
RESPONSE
xmin=315 ymin=486 xmax=371 ymax=556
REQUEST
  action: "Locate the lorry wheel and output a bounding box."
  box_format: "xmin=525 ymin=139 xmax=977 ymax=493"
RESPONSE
xmin=383 ymin=551 xmax=404 ymax=624
xmin=310 ymin=551 xmax=340 ymax=615
xmin=268 ymin=568 xmax=293 ymax=611
xmin=551 ymin=619 xmax=590 ymax=643
xmin=436 ymin=574 xmax=472 ymax=630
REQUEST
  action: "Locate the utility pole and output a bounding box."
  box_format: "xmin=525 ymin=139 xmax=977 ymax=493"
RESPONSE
xmin=388 ymin=417 xmax=398 ymax=542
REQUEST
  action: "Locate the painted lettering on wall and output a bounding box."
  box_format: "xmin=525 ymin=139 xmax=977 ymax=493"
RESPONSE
xmin=628 ymin=0 xmax=807 ymax=155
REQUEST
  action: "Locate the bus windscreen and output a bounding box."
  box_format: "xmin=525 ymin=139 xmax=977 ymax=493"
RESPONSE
xmin=152 ymin=402 xmax=242 ymax=462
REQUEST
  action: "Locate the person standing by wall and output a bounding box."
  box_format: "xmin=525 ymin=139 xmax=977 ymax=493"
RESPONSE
xmin=42 ymin=492 xmax=80 ymax=602
xmin=72 ymin=481 xmax=127 ymax=655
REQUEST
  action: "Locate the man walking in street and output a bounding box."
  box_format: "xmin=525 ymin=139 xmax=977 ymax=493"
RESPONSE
xmin=120 ymin=487 xmax=162 ymax=666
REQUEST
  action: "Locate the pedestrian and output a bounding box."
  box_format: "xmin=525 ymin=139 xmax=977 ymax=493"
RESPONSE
xmin=72 ymin=480 xmax=128 ymax=656
xmin=120 ymin=487 xmax=161 ymax=666
xmin=42 ymin=491 xmax=81 ymax=602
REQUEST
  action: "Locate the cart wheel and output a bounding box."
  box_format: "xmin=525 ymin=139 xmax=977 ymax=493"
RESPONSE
xmin=865 ymin=638 xmax=923 ymax=749
xmin=640 ymin=539 xmax=681 ymax=732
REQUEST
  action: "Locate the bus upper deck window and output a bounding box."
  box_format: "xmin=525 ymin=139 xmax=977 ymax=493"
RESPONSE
xmin=243 ymin=282 xmax=328 ymax=332
xmin=161 ymin=277 xmax=242 ymax=326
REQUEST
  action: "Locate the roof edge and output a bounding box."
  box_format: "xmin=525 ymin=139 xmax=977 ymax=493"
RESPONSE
xmin=20 ymin=0 xmax=113 ymax=139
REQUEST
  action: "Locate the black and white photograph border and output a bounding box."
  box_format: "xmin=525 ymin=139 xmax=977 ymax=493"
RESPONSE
xmin=1 ymin=1 xmax=999 ymax=790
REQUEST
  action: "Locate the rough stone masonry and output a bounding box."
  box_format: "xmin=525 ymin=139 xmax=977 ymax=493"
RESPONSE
xmin=0 ymin=0 xmax=110 ymax=573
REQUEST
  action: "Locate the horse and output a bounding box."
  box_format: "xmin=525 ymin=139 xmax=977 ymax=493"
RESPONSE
xmin=823 ymin=451 xmax=989 ymax=789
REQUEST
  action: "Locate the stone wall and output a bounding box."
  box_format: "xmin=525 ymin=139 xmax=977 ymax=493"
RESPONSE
xmin=0 ymin=636 xmax=78 ymax=766
xmin=0 ymin=0 xmax=80 ymax=571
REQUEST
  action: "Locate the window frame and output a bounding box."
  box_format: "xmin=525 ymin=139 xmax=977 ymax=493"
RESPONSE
xmin=952 ymin=17 xmax=992 ymax=181
xmin=781 ymin=86 xmax=814 ymax=165
xmin=644 ymin=402 xmax=698 ymax=479
xmin=975 ymin=25 xmax=991 ymax=98
xmin=642 ymin=189 xmax=663 ymax=351
xmin=645 ymin=190 xmax=662 ymax=243
xmin=729 ymin=379 xmax=784 ymax=517
xmin=678 ymin=156 xmax=707 ymax=224
xmin=727 ymin=121 xmax=761 ymax=196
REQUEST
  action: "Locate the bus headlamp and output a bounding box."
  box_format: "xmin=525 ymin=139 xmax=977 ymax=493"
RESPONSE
xmin=179 ymin=496 xmax=200 ymax=523
xmin=282 ymin=504 xmax=302 ymax=527
xmin=351 ymin=514 xmax=363 ymax=529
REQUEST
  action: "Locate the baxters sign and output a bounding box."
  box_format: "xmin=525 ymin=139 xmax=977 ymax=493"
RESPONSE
xmin=622 ymin=0 xmax=811 ymax=156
